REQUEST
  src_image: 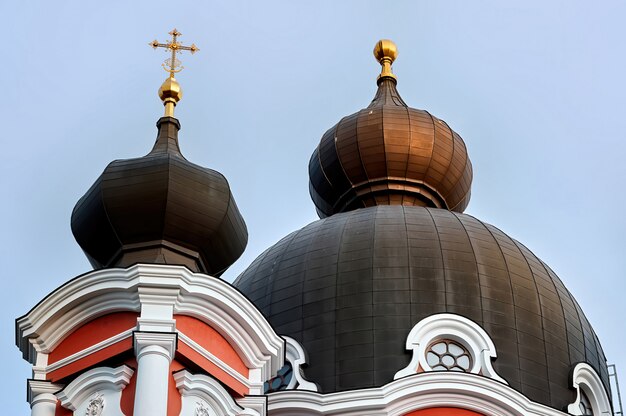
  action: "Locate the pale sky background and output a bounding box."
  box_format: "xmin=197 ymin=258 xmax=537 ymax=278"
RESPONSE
xmin=2 ymin=0 xmax=625 ymax=412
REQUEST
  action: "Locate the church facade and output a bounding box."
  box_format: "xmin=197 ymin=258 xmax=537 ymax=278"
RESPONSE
xmin=16 ymin=35 xmax=614 ymax=416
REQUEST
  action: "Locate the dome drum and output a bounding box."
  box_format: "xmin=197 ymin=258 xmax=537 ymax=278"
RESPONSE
xmin=336 ymin=177 xmax=449 ymax=212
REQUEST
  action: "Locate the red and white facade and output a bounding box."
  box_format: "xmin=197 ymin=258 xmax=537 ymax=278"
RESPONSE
xmin=17 ymin=263 xmax=612 ymax=416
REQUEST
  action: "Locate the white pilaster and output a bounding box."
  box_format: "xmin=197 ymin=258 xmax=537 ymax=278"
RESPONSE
xmin=133 ymin=331 xmax=177 ymax=416
xmin=136 ymin=286 xmax=179 ymax=332
xmin=28 ymin=380 xmax=63 ymax=416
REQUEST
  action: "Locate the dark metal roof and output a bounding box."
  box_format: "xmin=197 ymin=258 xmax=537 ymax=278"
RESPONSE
xmin=234 ymin=205 xmax=609 ymax=411
xmin=71 ymin=116 xmax=247 ymax=276
xmin=309 ymin=79 xmax=472 ymax=218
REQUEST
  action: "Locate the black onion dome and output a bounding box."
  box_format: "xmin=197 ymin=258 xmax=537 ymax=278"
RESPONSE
xmin=234 ymin=205 xmax=609 ymax=411
xmin=71 ymin=117 xmax=247 ymax=276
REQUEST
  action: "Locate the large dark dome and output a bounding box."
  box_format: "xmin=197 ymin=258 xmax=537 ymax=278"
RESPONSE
xmin=234 ymin=205 xmax=609 ymax=411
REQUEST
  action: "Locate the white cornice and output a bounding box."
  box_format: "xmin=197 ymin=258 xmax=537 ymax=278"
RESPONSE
xmin=267 ymin=372 xmax=571 ymax=416
xmin=16 ymin=264 xmax=284 ymax=380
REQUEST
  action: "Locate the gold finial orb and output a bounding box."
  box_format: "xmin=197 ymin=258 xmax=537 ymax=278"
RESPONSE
xmin=373 ymin=39 xmax=398 ymax=82
xmin=158 ymin=76 xmax=182 ymax=117
xmin=373 ymin=39 xmax=398 ymax=62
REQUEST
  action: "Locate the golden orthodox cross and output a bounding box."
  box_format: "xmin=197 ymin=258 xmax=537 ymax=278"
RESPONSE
xmin=150 ymin=29 xmax=199 ymax=77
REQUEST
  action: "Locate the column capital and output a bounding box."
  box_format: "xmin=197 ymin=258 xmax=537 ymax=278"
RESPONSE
xmin=133 ymin=331 xmax=178 ymax=361
xmin=27 ymin=379 xmax=64 ymax=407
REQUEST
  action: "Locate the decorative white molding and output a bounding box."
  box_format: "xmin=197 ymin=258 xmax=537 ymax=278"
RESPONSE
xmin=178 ymin=331 xmax=252 ymax=390
xmin=28 ymin=379 xmax=64 ymax=407
xmin=195 ymin=400 xmax=211 ymax=416
xmin=56 ymin=365 xmax=133 ymax=415
xmin=394 ymin=313 xmax=506 ymax=383
xmin=132 ymin=332 xmax=176 ymax=416
xmin=133 ymin=331 xmax=177 ymax=361
xmin=267 ymin=371 xmax=570 ymax=416
xmin=85 ymin=393 xmax=105 ymax=416
xmin=16 ymin=264 xmax=284 ymax=383
xmin=136 ymin=318 xmax=176 ymax=333
xmin=174 ymin=370 xmax=260 ymax=416
xmin=283 ymin=336 xmax=318 ymax=392
xmin=236 ymin=396 xmax=267 ymax=416
xmin=32 ymin=352 xmax=49 ymax=381
xmin=46 ymin=328 xmax=134 ymax=374
xmin=567 ymin=362 xmax=613 ymax=415
xmin=136 ymin=286 xmax=179 ymax=332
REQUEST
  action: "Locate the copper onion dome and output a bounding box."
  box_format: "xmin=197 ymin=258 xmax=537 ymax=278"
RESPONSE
xmin=71 ymin=35 xmax=247 ymax=276
xmin=309 ymin=40 xmax=472 ymax=218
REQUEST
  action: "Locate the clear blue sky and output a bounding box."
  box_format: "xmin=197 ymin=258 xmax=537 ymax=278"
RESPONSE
xmin=2 ymin=0 xmax=625 ymax=412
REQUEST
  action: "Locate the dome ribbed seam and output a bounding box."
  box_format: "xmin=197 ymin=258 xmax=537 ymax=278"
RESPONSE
xmin=508 ymin=236 xmax=552 ymax=403
xmin=476 ymin=220 xmax=525 ymax=389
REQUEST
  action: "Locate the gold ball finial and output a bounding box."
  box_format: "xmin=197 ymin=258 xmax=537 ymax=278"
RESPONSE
xmin=373 ymin=39 xmax=398 ymax=82
xmin=158 ymin=76 xmax=182 ymax=117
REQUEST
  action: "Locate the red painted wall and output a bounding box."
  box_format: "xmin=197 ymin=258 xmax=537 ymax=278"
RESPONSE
xmin=174 ymin=314 xmax=249 ymax=396
xmin=49 ymin=312 xmax=138 ymax=364
xmin=174 ymin=315 xmax=247 ymax=375
xmin=48 ymin=312 xmax=138 ymax=382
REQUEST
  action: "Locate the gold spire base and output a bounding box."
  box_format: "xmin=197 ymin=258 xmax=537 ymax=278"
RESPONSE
xmin=163 ymin=100 xmax=176 ymax=117
xmin=377 ymin=59 xmax=397 ymax=81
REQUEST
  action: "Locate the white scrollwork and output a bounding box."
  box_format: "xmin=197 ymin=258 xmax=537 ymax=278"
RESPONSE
xmin=394 ymin=313 xmax=507 ymax=384
xmin=283 ymin=336 xmax=318 ymax=391
xmin=567 ymin=362 xmax=612 ymax=416
xmin=85 ymin=392 xmax=104 ymax=416
xmin=195 ymin=400 xmax=211 ymax=416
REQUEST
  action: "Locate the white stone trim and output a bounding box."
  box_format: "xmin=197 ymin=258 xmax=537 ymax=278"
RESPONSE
xmin=16 ymin=264 xmax=284 ymax=382
xmin=267 ymin=371 xmax=570 ymax=416
xmin=32 ymin=352 xmax=49 ymax=381
xmin=56 ymin=365 xmax=133 ymax=414
xmin=133 ymin=331 xmax=177 ymax=361
xmin=28 ymin=379 xmax=64 ymax=406
xmin=283 ymin=336 xmax=318 ymax=392
xmin=178 ymin=331 xmax=253 ymax=390
xmin=394 ymin=313 xmax=506 ymax=383
xmin=132 ymin=332 xmax=177 ymax=416
xmin=45 ymin=328 xmax=134 ymax=374
xmin=567 ymin=362 xmax=613 ymax=415
xmin=174 ymin=370 xmax=260 ymax=416
xmin=23 ymin=291 xmax=140 ymax=364
xmin=236 ymin=396 xmax=267 ymax=416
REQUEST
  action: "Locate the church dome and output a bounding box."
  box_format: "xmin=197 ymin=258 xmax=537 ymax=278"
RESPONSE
xmin=71 ymin=116 xmax=248 ymax=276
xmin=309 ymin=40 xmax=472 ymax=218
xmin=71 ymin=62 xmax=248 ymax=276
xmin=234 ymin=40 xmax=610 ymax=412
xmin=234 ymin=205 xmax=609 ymax=410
